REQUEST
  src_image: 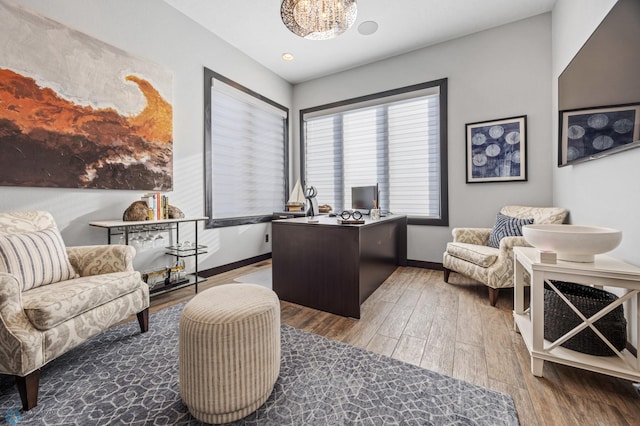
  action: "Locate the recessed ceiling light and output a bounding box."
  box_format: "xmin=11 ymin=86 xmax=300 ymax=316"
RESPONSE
xmin=282 ymin=53 xmax=294 ymax=61
xmin=358 ymin=21 xmax=378 ymax=36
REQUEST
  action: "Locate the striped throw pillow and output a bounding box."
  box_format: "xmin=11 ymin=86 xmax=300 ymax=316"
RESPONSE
xmin=488 ymin=213 xmax=534 ymax=248
xmin=0 ymin=228 xmax=78 ymax=291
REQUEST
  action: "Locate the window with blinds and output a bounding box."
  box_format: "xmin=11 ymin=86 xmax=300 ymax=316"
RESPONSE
xmin=204 ymin=68 xmax=288 ymax=228
xmin=302 ymin=79 xmax=448 ymax=225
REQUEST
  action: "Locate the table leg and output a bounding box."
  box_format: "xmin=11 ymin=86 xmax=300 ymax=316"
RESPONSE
xmin=530 ymin=270 xmax=545 ymax=376
xmin=531 ymin=357 xmax=544 ymax=377
xmin=514 ymin=255 xmax=525 ymax=332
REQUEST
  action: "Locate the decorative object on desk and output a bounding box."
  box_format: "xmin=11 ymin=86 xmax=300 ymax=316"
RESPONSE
xmin=522 ymin=224 xmax=622 ymax=262
xmin=0 ymin=1 xmax=173 ymax=191
xmin=370 ymin=199 xmax=380 ymax=220
xmin=544 ymin=280 xmax=627 ymax=356
xmin=286 ymin=203 xmax=304 ymax=212
xmin=338 ymin=219 xmax=365 ymax=224
xmin=286 ymin=179 xmax=306 ymax=211
xmin=318 ymin=204 xmax=332 ymax=213
xmin=340 ymin=210 xmax=363 ymax=221
xmin=305 ymin=185 xmax=319 ymax=216
xmin=559 ymin=103 xmax=640 ymax=166
xmin=304 ymin=186 xmax=317 ymax=198
xmin=338 ymin=210 xmax=364 ymax=224
xmin=123 ymin=201 xmax=150 ymax=221
xmin=466 ymin=115 xmax=527 ymax=183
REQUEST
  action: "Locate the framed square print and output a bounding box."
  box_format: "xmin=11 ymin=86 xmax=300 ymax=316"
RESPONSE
xmin=558 ymin=103 xmax=640 ymax=166
xmin=466 ymin=115 xmax=527 ymax=183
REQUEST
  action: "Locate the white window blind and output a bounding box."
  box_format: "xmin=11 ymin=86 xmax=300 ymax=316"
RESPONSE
xmin=207 ymin=76 xmax=287 ymax=225
xmin=303 ymin=84 xmax=445 ymax=221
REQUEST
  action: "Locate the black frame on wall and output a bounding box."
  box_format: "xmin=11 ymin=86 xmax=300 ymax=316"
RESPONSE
xmin=203 ymin=67 xmax=290 ymax=229
xmin=299 ymin=78 xmax=449 ymax=227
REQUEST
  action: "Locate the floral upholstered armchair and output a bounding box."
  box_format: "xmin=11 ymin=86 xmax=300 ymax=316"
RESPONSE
xmin=0 ymin=211 xmax=149 ymax=410
xmin=442 ymin=205 xmax=568 ymax=306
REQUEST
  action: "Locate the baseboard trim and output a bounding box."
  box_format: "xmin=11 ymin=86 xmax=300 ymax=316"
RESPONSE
xmin=199 ymin=253 xmax=272 ymax=278
xmin=407 ymin=259 xmax=444 ymax=271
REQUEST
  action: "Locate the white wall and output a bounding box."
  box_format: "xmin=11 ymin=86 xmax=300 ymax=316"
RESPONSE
xmin=552 ymin=0 xmax=640 ymax=266
xmin=293 ymin=14 xmax=554 ymax=262
xmin=0 ymin=0 xmax=292 ymax=272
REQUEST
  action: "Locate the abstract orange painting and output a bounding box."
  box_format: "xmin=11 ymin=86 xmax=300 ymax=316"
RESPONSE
xmin=0 ymin=0 xmax=173 ymax=190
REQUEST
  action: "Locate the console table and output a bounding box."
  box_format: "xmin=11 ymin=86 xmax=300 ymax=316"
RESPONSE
xmin=89 ymin=217 xmax=208 ymax=296
xmin=272 ymin=214 xmax=407 ymax=318
xmin=513 ymin=246 xmax=640 ymax=381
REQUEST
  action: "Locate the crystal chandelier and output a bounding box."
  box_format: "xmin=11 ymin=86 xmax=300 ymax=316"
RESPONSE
xmin=281 ymin=0 xmax=358 ymax=40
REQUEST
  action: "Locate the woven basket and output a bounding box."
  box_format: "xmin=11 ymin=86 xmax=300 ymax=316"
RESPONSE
xmin=544 ymin=281 xmax=627 ymax=356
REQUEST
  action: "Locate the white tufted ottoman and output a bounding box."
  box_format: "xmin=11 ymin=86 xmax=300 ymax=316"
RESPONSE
xmin=179 ymin=283 xmax=280 ymax=424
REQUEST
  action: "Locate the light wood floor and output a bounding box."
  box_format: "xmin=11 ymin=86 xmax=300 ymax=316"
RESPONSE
xmin=148 ymin=260 xmax=640 ymax=426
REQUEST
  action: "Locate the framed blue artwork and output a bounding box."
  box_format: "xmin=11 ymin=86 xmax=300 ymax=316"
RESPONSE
xmin=465 ymin=115 xmax=527 ymax=183
xmin=558 ymin=103 xmax=640 ymax=166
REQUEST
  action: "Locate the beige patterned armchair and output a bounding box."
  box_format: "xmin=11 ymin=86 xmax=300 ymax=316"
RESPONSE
xmin=0 ymin=211 xmax=149 ymax=410
xmin=443 ymin=206 xmax=568 ymax=306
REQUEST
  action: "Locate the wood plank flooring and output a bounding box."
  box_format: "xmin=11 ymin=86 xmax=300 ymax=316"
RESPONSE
xmin=147 ymin=261 xmax=640 ymax=426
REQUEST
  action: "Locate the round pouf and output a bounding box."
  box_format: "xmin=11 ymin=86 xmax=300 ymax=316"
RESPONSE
xmin=179 ymin=283 xmax=280 ymax=424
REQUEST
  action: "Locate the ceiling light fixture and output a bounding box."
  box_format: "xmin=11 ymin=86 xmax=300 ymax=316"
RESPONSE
xmin=282 ymin=53 xmax=295 ymax=61
xmin=281 ymin=0 xmax=358 ymax=40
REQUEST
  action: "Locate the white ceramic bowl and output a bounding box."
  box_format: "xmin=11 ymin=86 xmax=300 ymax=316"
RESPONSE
xmin=522 ymin=224 xmax=622 ymax=262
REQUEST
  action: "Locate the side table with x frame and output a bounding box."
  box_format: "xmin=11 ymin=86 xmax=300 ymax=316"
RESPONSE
xmin=513 ymin=246 xmax=640 ymax=382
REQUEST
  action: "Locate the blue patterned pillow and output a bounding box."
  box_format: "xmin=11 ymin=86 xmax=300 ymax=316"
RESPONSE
xmin=488 ymin=213 xmax=534 ymax=248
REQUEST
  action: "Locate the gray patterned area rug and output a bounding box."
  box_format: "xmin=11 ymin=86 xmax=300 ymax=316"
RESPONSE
xmin=0 ymin=303 xmax=519 ymax=425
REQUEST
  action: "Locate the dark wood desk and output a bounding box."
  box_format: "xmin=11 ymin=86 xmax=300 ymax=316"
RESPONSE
xmin=272 ymin=215 xmax=407 ymax=318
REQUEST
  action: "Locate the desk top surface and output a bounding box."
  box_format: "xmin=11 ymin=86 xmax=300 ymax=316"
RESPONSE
xmin=272 ymin=214 xmax=406 ymax=228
